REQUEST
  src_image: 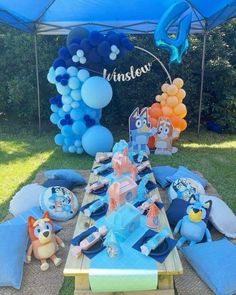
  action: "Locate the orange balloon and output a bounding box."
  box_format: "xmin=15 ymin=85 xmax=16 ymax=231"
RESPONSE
xmin=174 ymin=103 xmax=187 ymax=116
xmin=169 ymin=115 xmax=181 ymax=128
xmin=179 ymin=109 xmax=187 ymax=119
xmin=173 ymin=78 xmax=184 ymax=89
xmin=149 ymin=117 xmax=158 ymax=127
xmin=177 ymin=89 xmax=186 ymax=100
xmin=160 ymin=100 xmax=166 ymax=106
xmin=167 ymin=96 xmax=178 ymax=107
xmin=155 ymin=95 xmax=162 ymax=102
xmin=161 ymin=83 xmax=169 ymax=93
xmin=162 ymin=106 xmax=173 ymax=116
xmin=149 ymin=107 xmax=162 ymax=119
xmin=148 ymin=136 xmax=155 ymax=149
xmin=151 ymin=102 xmax=160 ymax=108
xmin=161 ymin=93 xmax=168 ymax=101
xmin=167 ymin=84 xmax=178 ymax=96
xmin=179 ymin=119 xmax=187 ymax=131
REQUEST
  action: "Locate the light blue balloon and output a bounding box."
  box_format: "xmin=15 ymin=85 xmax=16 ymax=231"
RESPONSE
xmin=63 ymin=104 xmax=72 ymax=112
xmin=71 ymin=90 xmax=82 ymax=101
xmin=51 ymin=104 xmax=59 ymax=112
xmin=62 ymin=95 xmax=72 ymax=105
xmin=47 ymin=67 xmax=56 ymax=84
xmin=72 ymin=121 xmax=87 ymax=136
xmin=69 ymin=145 xmax=76 ymax=153
xmin=82 ymin=125 xmax=114 ymax=156
xmin=70 ymin=108 xmax=84 ymax=120
xmin=81 ymin=76 xmax=113 ymax=109
xmin=62 ymin=145 xmax=69 ymax=153
xmin=61 ymin=125 xmax=73 ymax=137
xmin=64 ymin=136 xmax=75 ymax=146
xmin=57 ymin=121 xmax=62 ymax=129
xmin=74 ymin=139 xmax=82 ymax=147
xmin=57 ymin=84 xmax=71 ymax=95
xmin=76 ymin=147 xmax=84 ymax=154
xmin=54 ymin=133 xmax=64 ymax=145
xmin=77 ymin=69 xmax=90 ymax=82
xmin=50 ymin=113 xmax=60 ymax=124
xmin=71 ymin=101 xmax=80 ymax=109
xmin=67 ymin=66 xmax=78 ymax=77
xmin=55 ymin=66 xmax=66 ymax=76
xmin=85 ymin=108 xmax=99 ymax=119
xmin=58 ymin=109 xmax=66 ymax=117
xmin=68 ymin=77 xmax=81 ymax=90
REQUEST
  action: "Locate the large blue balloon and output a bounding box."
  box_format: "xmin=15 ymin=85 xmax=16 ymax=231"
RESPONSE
xmin=82 ymin=125 xmax=113 ymax=156
xmin=81 ymin=76 xmax=112 ymax=109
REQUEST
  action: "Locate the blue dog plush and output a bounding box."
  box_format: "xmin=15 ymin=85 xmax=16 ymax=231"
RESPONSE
xmin=174 ymin=195 xmax=212 ymax=247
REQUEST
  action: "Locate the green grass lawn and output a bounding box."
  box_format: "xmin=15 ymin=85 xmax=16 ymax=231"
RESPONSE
xmin=0 ymin=121 xmax=236 ymax=294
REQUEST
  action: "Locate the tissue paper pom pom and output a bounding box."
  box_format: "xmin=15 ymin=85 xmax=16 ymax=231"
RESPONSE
xmin=71 ymin=90 xmax=82 ymax=100
xmin=98 ymin=41 xmax=110 ymax=57
xmin=55 ymin=66 xmax=66 ymax=77
xmin=53 ymin=58 xmax=66 ymax=69
xmin=62 ymin=95 xmax=72 ymax=105
xmin=72 ymin=121 xmax=87 ymax=136
xmin=56 ymin=84 xmax=71 ymax=96
xmin=77 ymin=69 xmax=90 ymax=82
xmin=89 ymin=31 xmax=104 ymax=46
xmin=70 ymin=108 xmax=84 ymax=120
xmin=67 ymin=66 xmax=78 ymax=77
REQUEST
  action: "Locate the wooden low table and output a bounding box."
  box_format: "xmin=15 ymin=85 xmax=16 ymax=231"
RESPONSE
xmin=64 ymin=153 xmax=183 ymax=295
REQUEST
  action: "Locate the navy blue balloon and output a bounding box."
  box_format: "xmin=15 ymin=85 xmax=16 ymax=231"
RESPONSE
xmin=58 ymin=47 xmax=71 ymax=60
xmin=89 ymin=48 xmax=102 ymax=64
xmin=68 ymin=43 xmax=80 ymax=55
xmin=53 ymin=58 xmax=66 ymax=69
xmin=80 ymin=39 xmax=91 ymax=54
xmin=107 ymin=33 xmax=120 ymax=46
xmin=97 ymin=41 xmax=110 ymax=57
xmin=65 ymin=59 xmax=77 ymax=68
xmin=121 ymin=38 xmax=134 ymax=51
xmin=55 ymin=75 xmax=62 ymax=82
xmin=88 ymin=31 xmax=104 ymax=46
xmin=66 ymin=27 xmax=89 ymax=47
xmin=60 ymin=79 xmax=68 ymax=86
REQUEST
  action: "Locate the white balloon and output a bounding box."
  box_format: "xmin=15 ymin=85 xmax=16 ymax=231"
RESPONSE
xmin=109 ymin=52 xmax=117 ymax=60
xmin=72 ymin=55 xmax=79 ymax=62
xmin=76 ymin=49 xmax=84 ymax=58
xmin=80 ymin=56 xmax=87 ymax=64
xmin=111 ymin=45 xmax=118 ymax=53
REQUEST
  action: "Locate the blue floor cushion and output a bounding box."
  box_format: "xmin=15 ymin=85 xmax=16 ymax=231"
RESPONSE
xmin=0 ymin=223 xmax=28 ymax=289
xmin=152 ymin=165 xmax=177 ymax=188
xmin=44 ymin=169 xmax=86 ymax=185
xmin=166 ymin=166 xmax=208 ymax=188
xmin=181 ymin=239 xmax=236 ymax=295
xmin=42 ymin=179 xmax=75 ymax=190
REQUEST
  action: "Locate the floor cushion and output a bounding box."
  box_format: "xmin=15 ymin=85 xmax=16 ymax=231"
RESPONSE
xmin=40 ymin=186 xmax=79 ymax=221
xmin=44 ymin=169 xmax=86 ymax=185
xmin=168 ymin=178 xmax=205 ymax=202
xmin=152 ymin=165 xmax=177 ymax=188
xmin=166 ymin=198 xmax=189 ymax=227
xmin=0 ymin=223 xmax=28 ymax=289
xmin=181 ymin=239 xmax=236 ymax=295
xmin=42 ymin=179 xmax=75 ymax=190
xmin=9 ymin=184 xmax=46 ymax=216
xmin=166 ymin=166 xmax=208 ymax=188
xmin=200 ymin=195 xmax=236 ymax=238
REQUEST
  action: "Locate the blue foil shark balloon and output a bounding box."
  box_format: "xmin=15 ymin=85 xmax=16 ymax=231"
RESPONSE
xmin=154 ymin=1 xmax=192 ymax=63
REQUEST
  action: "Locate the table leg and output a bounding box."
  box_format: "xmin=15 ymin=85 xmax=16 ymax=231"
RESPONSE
xmin=74 ymin=274 xmax=90 ymax=295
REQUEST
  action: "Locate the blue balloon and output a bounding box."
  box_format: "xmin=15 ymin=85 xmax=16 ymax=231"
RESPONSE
xmin=51 ymin=104 xmax=59 ymax=113
xmin=154 ymin=2 xmax=192 ymax=63
xmin=74 ymin=139 xmax=82 ymax=147
xmin=80 ymin=39 xmax=91 ymax=53
xmin=68 ymin=43 xmax=80 ymax=55
xmin=107 ymin=33 xmax=120 ymax=46
xmin=82 ymin=125 xmax=113 ymax=156
xmin=81 ymin=76 xmax=112 ymax=109
xmin=53 ymin=58 xmax=66 ymax=69
xmin=62 ymin=145 xmax=69 ymax=153
xmin=88 ymin=31 xmax=104 ymax=46
xmin=58 ymin=47 xmax=71 ymax=60
xmin=77 ymin=69 xmax=90 ymax=82
xmin=68 ymin=77 xmax=81 ymax=90
xmin=56 ymin=84 xmax=71 ymax=96
xmin=55 ymin=66 xmax=66 ymax=77
xmin=71 ymin=90 xmax=82 ymax=101
xmin=54 ymin=133 xmax=64 ymax=145
xmin=67 ymin=27 xmax=89 ymax=47
xmin=50 ymin=113 xmax=60 ymax=124
xmin=58 ymin=109 xmax=66 ymax=117
xmin=76 ymin=147 xmax=84 ymax=154
xmin=70 ymin=108 xmax=84 ymax=120
xmin=72 ymin=121 xmax=87 ymax=136
xmin=61 ymin=125 xmax=73 ymax=137
xmin=63 ymin=104 xmax=72 ymax=112
xmin=64 ymin=136 xmax=75 ymax=146
xmin=47 ymin=67 xmax=56 ymax=84
xmin=88 ymin=48 xmax=102 ymax=64
xmin=67 ymin=66 xmax=78 ymax=77
xmin=62 ymin=95 xmax=72 ymax=105
xmin=69 ymin=145 xmax=77 ymax=153
xmin=97 ymin=41 xmax=110 ymax=57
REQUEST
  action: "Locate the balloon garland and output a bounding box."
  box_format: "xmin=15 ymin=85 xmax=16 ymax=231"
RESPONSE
xmin=47 ymin=28 xmax=134 ymax=155
xmin=148 ymin=78 xmax=187 ymax=149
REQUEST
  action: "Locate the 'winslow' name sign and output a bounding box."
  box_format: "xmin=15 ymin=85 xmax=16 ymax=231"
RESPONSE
xmin=103 ymin=62 xmax=152 ymax=82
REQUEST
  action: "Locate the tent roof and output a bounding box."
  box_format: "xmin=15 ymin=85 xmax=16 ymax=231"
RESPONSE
xmin=0 ymin=0 xmax=235 ymax=34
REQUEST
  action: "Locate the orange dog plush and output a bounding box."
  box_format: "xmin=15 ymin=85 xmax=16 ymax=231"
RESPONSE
xmin=26 ymin=211 xmax=65 ymax=271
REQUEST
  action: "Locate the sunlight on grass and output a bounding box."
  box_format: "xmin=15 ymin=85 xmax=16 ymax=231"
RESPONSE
xmin=181 ymin=141 xmax=236 ymax=149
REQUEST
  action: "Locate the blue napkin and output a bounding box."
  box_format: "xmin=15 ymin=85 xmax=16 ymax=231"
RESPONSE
xmin=132 ymin=229 xmax=177 ymax=263
xmin=71 ymin=226 xmax=105 ymax=259
xmin=136 ymin=180 xmax=159 ymax=193
xmin=134 ymin=201 xmax=164 ymax=215
xmin=132 ymin=154 xmax=148 ymax=164
xmin=91 ymin=184 xmax=108 ymax=196
xmin=138 ymin=167 xmax=153 ymax=177
xmin=80 ymin=200 xmax=108 ymax=221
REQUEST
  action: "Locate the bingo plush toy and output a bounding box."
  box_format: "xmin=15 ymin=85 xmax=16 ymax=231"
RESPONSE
xmin=26 ymin=211 xmax=65 ymax=271
xmin=174 ymin=195 xmax=212 ymax=247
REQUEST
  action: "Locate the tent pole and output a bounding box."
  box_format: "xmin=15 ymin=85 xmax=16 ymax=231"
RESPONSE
xmin=197 ymin=32 xmax=207 ymax=134
xmin=34 ymin=34 xmax=41 ymax=134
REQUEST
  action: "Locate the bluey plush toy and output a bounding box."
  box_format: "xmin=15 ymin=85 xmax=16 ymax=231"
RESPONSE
xmin=174 ymin=195 xmax=212 ymax=247
xmin=26 ymin=211 xmax=65 ymax=271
